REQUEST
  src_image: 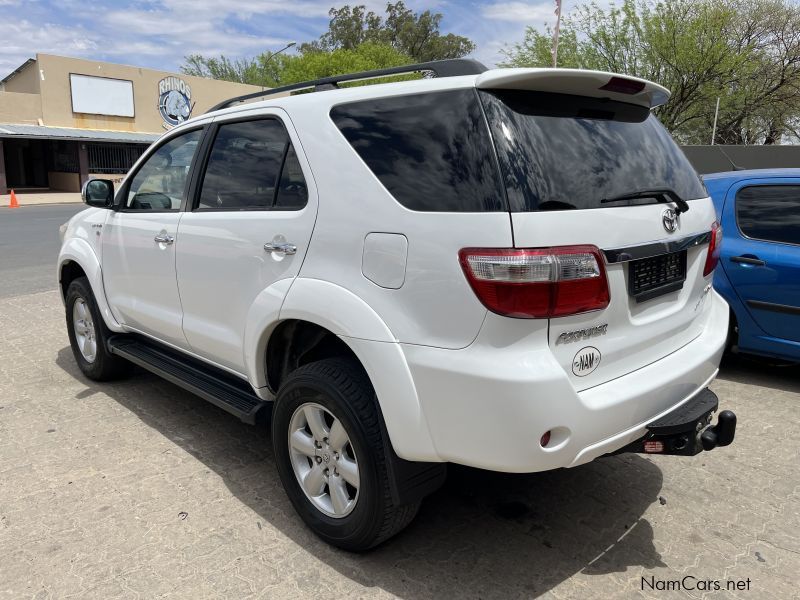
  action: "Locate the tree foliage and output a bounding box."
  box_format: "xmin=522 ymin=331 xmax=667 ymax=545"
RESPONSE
xmin=279 ymin=42 xmax=414 ymax=85
xmin=182 ymin=42 xmax=414 ymax=89
xmin=302 ymin=2 xmax=475 ymax=62
xmin=502 ymin=0 xmax=800 ymax=145
xmin=181 ymin=2 xmax=475 ymax=90
xmin=181 ymin=53 xmax=290 ymax=87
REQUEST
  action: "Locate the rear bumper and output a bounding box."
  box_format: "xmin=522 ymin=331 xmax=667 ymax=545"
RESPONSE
xmin=401 ymin=291 xmax=730 ymax=472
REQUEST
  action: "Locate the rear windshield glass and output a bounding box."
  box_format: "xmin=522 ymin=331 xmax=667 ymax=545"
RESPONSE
xmin=330 ymin=89 xmax=506 ymax=212
xmin=479 ymin=89 xmax=707 ymax=212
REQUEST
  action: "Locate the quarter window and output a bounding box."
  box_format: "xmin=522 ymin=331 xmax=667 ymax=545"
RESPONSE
xmin=197 ymin=119 xmax=307 ymax=211
xmin=737 ymin=185 xmax=800 ymax=245
xmin=274 ymin=146 xmax=309 ymax=210
xmin=126 ymin=129 xmax=202 ymax=211
xmin=330 ymin=89 xmax=506 ymax=212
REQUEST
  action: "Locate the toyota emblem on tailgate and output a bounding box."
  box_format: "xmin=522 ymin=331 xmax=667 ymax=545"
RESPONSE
xmin=662 ymin=208 xmax=679 ymax=233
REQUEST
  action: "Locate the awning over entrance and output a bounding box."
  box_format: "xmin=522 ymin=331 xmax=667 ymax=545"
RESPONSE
xmin=0 ymin=123 xmax=161 ymax=144
xmin=0 ymin=125 xmax=158 ymax=193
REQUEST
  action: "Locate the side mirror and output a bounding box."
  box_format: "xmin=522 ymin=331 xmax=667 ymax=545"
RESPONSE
xmin=81 ymin=178 xmax=114 ymax=208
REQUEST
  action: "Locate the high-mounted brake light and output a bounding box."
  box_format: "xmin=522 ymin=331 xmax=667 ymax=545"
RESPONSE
xmin=459 ymin=245 xmax=610 ymax=319
xmin=599 ymin=76 xmax=646 ymax=95
xmin=703 ymin=221 xmax=722 ymax=277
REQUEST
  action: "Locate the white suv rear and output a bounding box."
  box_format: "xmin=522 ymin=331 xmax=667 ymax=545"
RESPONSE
xmin=58 ymin=59 xmax=737 ymax=551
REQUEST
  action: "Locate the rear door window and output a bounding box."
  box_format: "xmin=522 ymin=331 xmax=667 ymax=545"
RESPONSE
xmin=736 ymin=185 xmax=800 ymax=245
xmin=479 ymin=89 xmax=707 ymax=212
xmin=330 ymin=89 xmax=506 ymax=212
xmin=197 ymin=118 xmax=307 ymax=211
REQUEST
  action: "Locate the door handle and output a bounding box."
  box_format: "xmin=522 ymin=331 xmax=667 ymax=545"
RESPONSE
xmin=730 ymin=255 xmax=765 ymax=267
xmin=154 ymin=233 xmax=175 ymax=245
xmin=264 ymin=242 xmax=297 ymax=255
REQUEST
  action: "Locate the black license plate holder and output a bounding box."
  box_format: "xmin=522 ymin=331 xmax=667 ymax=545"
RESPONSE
xmin=629 ymin=251 xmax=687 ymax=302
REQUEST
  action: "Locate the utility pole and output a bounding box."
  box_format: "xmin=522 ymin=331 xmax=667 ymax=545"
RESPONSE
xmin=552 ymin=0 xmax=562 ymax=68
xmin=711 ymin=97 xmax=720 ymax=145
xmin=261 ymin=42 xmax=296 ymax=90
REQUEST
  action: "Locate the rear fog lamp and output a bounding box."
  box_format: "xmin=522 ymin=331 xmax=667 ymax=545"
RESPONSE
xmin=540 ymin=430 xmax=552 ymax=447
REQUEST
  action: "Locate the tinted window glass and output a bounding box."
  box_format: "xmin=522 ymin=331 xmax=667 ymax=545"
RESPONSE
xmin=274 ymin=146 xmax=308 ymax=210
xmin=479 ymin=90 xmax=707 ymax=212
xmin=198 ymin=119 xmax=293 ymax=210
xmin=126 ymin=129 xmax=201 ymax=211
xmin=330 ymin=89 xmax=506 ymax=212
xmin=737 ymin=185 xmax=800 ymax=245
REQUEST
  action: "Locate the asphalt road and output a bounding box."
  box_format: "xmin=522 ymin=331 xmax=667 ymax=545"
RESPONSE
xmin=0 ymin=204 xmax=85 ymax=298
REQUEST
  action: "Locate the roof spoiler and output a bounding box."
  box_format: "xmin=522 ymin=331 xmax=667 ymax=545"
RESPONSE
xmin=476 ymin=68 xmax=670 ymax=109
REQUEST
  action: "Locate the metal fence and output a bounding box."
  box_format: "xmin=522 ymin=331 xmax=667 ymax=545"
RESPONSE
xmin=681 ymin=145 xmax=800 ymax=174
xmin=87 ymin=143 xmax=149 ymax=174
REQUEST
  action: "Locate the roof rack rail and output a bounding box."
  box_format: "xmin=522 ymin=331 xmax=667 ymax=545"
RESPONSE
xmin=206 ymin=58 xmax=488 ymax=113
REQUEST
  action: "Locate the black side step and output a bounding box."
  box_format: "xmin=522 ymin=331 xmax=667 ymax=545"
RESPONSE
xmin=108 ymin=335 xmax=270 ymax=425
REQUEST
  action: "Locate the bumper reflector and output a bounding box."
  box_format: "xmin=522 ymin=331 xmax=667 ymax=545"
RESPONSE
xmin=644 ymin=440 xmax=665 ymax=453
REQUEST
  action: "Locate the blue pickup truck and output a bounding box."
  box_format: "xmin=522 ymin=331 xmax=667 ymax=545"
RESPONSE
xmin=704 ymin=169 xmax=800 ymax=362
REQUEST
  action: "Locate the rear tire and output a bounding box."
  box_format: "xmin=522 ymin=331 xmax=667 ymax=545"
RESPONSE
xmin=65 ymin=277 xmax=129 ymax=381
xmin=272 ymin=358 xmax=418 ymax=551
xmin=724 ymin=309 xmax=740 ymax=355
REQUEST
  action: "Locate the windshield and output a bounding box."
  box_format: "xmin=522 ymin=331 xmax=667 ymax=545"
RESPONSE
xmin=479 ymin=89 xmax=707 ymax=212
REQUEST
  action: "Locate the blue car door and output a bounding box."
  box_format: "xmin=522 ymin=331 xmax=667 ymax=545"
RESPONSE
xmin=722 ymin=180 xmax=800 ymax=343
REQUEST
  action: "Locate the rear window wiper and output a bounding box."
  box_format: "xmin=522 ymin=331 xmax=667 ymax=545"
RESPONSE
xmin=600 ymin=189 xmax=690 ymax=215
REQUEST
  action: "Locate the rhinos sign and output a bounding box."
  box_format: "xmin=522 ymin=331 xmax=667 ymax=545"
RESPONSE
xmin=158 ymin=76 xmax=192 ymax=127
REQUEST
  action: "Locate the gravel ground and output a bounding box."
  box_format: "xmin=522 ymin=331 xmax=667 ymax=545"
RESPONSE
xmin=1 ymin=290 xmax=798 ymax=599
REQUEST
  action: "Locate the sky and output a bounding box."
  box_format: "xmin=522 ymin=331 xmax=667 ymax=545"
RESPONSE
xmin=0 ymin=0 xmax=594 ymax=77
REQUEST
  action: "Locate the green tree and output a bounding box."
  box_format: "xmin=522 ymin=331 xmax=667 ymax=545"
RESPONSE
xmin=181 ymin=2 xmax=475 ymax=91
xmin=279 ymin=42 xmax=415 ymax=85
xmin=181 ymin=52 xmax=291 ymax=87
xmin=182 ymin=42 xmax=415 ymax=90
xmin=301 ymin=2 xmax=475 ymax=61
xmin=502 ymin=0 xmax=800 ymax=145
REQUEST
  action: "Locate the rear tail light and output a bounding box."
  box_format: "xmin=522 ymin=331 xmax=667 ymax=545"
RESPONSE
xmin=703 ymin=221 xmax=722 ymax=277
xmin=459 ymin=245 xmax=610 ymax=319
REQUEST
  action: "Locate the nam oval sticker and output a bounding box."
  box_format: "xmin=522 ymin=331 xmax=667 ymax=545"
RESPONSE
xmin=572 ymin=346 xmax=601 ymax=377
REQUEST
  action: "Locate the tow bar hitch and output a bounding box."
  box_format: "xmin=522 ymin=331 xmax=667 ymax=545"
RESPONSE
xmin=619 ymin=388 xmax=736 ymax=456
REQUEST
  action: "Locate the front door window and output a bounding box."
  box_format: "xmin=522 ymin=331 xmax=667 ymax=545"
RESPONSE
xmin=126 ymin=129 xmax=202 ymax=211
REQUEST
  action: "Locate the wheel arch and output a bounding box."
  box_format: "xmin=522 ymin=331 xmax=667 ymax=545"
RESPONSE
xmin=243 ymin=278 xmax=439 ymax=462
xmin=244 ymin=277 xmax=396 ymax=390
xmin=58 ymin=238 xmax=124 ymax=332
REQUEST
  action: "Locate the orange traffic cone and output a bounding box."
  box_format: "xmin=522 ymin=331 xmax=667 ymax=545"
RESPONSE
xmin=8 ymin=189 xmax=19 ymax=208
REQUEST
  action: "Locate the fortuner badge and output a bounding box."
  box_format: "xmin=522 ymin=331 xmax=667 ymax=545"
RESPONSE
xmin=556 ymin=324 xmax=608 ymax=345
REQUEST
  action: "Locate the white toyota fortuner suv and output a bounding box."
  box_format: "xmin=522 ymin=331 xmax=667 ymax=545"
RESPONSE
xmin=58 ymin=60 xmax=737 ymax=551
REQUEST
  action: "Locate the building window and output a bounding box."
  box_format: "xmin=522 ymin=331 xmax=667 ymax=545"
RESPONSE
xmin=49 ymin=140 xmax=79 ymax=173
xmin=87 ymin=143 xmax=149 ymax=174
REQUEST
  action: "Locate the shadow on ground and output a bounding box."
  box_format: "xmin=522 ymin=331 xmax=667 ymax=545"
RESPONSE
xmin=57 ymin=346 xmax=666 ymax=598
xmin=717 ymin=352 xmax=800 ymax=394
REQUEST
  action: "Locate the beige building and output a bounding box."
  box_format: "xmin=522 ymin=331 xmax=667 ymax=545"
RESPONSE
xmin=0 ymin=53 xmax=264 ymax=192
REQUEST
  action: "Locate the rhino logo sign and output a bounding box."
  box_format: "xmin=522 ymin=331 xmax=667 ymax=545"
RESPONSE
xmin=158 ymin=76 xmax=193 ymax=127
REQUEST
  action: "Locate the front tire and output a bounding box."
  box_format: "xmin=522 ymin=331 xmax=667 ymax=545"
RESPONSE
xmin=65 ymin=277 xmax=129 ymax=381
xmin=272 ymin=358 xmax=418 ymax=551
